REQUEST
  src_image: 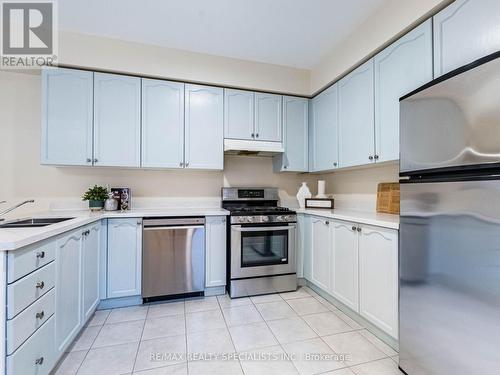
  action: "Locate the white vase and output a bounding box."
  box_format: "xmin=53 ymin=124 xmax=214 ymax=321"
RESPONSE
xmin=296 ymin=182 xmax=312 ymax=208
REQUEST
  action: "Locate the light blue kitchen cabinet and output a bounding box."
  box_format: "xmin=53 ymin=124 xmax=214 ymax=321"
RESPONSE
xmin=82 ymin=222 xmax=101 ymax=322
xmin=224 ymin=89 xmax=254 ymax=140
xmin=374 ymin=20 xmax=433 ymax=163
xmin=300 ymin=214 xmax=312 ymax=280
xmin=311 ymin=217 xmax=331 ymax=291
xmin=184 ymin=84 xmax=224 ymax=170
xmin=254 ymin=93 xmax=282 ymax=142
xmin=141 ymin=79 xmax=185 ymax=168
xmin=107 ymin=218 xmax=142 ymax=298
xmin=310 ymin=84 xmax=339 ymax=172
xmin=433 ymin=0 xmax=500 ymax=77
xmin=338 ymin=60 xmax=375 ymax=168
xmin=41 ymin=68 xmax=93 ymax=166
xmin=273 ymin=96 xmax=308 ymax=172
xmin=55 ymin=229 xmax=83 ymax=354
xmin=93 ymin=73 xmax=141 ymax=167
xmin=205 ymin=216 xmax=227 ymax=288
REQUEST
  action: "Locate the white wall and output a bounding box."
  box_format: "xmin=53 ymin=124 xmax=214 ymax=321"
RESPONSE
xmin=310 ymin=0 xmax=452 ymax=94
xmin=58 ymin=31 xmax=310 ymax=96
xmin=0 ymin=71 xmax=317 ymax=216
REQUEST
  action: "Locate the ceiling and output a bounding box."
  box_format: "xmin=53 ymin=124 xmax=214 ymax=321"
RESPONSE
xmin=58 ymin=0 xmax=389 ymax=69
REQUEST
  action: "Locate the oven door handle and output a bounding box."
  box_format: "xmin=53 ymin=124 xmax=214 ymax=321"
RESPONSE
xmin=231 ymin=225 xmax=295 ymax=232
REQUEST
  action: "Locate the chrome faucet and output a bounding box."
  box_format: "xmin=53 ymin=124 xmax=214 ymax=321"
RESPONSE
xmin=0 ymin=199 xmax=35 ymax=221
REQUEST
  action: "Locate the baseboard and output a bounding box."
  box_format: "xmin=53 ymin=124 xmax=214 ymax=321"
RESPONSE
xmin=204 ymin=285 xmax=226 ymax=296
xmin=98 ymin=295 xmax=143 ymax=310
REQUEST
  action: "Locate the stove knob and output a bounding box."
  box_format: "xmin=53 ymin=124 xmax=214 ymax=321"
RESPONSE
xmin=261 ymin=216 xmax=269 ymax=223
xmin=286 ymin=215 xmax=295 ymax=222
xmin=246 ymin=216 xmax=254 ymax=223
xmin=276 ymin=215 xmax=283 ymax=222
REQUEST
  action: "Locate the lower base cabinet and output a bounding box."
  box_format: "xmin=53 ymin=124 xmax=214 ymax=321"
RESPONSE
xmin=82 ymin=222 xmax=101 ymax=322
xmin=205 ymin=216 xmax=227 ymax=287
xmin=359 ymin=225 xmax=398 ymax=338
xmin=300 ymin=215 xmax=398 ymax=339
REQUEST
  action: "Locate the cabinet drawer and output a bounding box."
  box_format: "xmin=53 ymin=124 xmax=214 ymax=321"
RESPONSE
xmin=7 ymin=239 xmax=56 ymax=283
xmin=7 ymin=262 xmax=55 ymax=319
xmin=7 ymin=288 xmax=55 ymax=355
xmin=7 ymin=317 xmax=56 ymax=375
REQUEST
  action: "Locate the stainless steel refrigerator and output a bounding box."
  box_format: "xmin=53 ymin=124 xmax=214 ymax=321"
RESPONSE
xmin=399 ymin=52 xmax=500 ymax=375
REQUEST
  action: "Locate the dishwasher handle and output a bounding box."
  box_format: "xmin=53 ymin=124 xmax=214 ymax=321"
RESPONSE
xmin=143 ymin=225 xmax=204 ymax=231
xmin=143 ymin=217 xmax=205 ymax=227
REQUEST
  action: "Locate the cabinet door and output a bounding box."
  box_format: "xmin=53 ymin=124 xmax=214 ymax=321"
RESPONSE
xmin=433 ymin=0 xmax=500 ymax=77
xmin=359 ymin=225 xmax=398 ymax=338
xmin=82 ymin=223 xmax=101 ymax=323
xmin=41 ymin=68 xmax=93 ymax=166
xmin=301 ymin=215 xmax=313 ymax=280
xmin=374 ymin=20 xmax=433 ymax=163
xmin=254 ymin=93 xmax=282 ymax=142
xmin=311 ymin=217 xmax=331 ymax=291
xmin=338 ymin=60 xmax=375 ymax=168
xmin=276 ymin=96 xmax=308 ymax=172
xmin=55 ymin=230 xmax=83 ymax=354
xmin=184 ymin=84 xmax=224 ymax=170
xmin=205 ymin=216 xmax=227 ymax=287
xmin=310 ymin=84 xmax=339 ymax=172
xmin=331 ymin=222 xmax=359 ymax=311
xmin=142 ymin=79 xmax=185 ymax=168
xmin=94 ymin=73 xmax=141 ymax=167
xmin=224 ymin=89 xmax=254 ymax=140
xmin=107 ymin=218 xmax=142 ymax=298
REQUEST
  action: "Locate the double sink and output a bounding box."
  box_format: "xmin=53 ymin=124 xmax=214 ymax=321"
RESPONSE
xmin=0 ymin=217 xmax=74 ymax=228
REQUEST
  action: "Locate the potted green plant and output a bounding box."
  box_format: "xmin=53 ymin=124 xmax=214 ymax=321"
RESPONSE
xmin=82 ymin=185 xmax=108 ymax=210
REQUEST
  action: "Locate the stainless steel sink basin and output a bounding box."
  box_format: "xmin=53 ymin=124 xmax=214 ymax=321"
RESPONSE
xmin=0 ymin=217 xmax=75 ymax=228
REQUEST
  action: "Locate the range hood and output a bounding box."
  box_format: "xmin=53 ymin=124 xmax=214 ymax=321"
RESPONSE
xmin=224 ymin=139 xmax=284 ymax=156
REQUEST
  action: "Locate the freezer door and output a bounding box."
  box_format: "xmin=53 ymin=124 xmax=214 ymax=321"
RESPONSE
xmin=399 ymin=179 xmax=500 ymax=375
xmin=400 ymin=55 xmax=500 ymax=174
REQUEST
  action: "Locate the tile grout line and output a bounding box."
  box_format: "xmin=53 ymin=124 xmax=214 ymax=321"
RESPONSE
xmin=183 ymin=299 xmax=190 ymax=375
xmin=130 ymin=305 xmax=148 ymax=374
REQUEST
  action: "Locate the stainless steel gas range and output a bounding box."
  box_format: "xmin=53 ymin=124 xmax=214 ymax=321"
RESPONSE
xmin=222 ymin=187 xmax=297 ymax=298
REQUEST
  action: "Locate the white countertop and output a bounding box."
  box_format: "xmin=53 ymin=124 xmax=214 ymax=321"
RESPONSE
xmin=296 ymin=208 xmax=399 ymax=230
xmin=0 ymin=208 xmax=229 ymax=251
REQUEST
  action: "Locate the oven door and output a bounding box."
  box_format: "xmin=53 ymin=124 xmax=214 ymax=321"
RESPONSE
xmin=231 ymin=224 xmax=296 ymax=279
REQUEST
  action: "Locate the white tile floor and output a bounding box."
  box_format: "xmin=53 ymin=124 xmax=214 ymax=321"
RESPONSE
xmin=54 ymin=286 xmax=401 ymax=375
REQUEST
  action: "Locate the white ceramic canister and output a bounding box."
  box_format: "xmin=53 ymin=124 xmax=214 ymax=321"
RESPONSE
xmin=296 ymin=182 xmax=312 ymax=208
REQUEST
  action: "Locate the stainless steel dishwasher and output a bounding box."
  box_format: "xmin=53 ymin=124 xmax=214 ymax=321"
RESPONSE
xmin=142 ymin=217 xmax=205 ymax=300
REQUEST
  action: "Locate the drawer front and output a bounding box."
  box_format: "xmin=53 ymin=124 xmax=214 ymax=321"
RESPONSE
xmin=7 ymin=239 xmax=56 ymax=283
xmin=7 ymin=317 xmax=56 ymax=375
xmin=7 ymin=289 xmax=55 ymax=354
xmin=7 ymin=262 xmax=55 ymax=319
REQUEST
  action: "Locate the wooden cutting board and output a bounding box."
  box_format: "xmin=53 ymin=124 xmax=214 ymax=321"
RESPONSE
xmin=377 ymin=183 xmax=400 ymax=214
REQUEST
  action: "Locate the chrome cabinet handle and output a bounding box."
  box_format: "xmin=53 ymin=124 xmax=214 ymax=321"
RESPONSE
xmin=283 ymin=165 xmax=287 ymax=169
xmin=185 ymin=162 xmax=189 ymax=167
xmin=374 ymin=155 xmax=379 ymax=160
xmin=256 ymin=133 xmax=259 ymax=138
xmin=357 ymin=227 xmax=362 ymax=232
xmin=35 ymin=357 xmax=44 ymax=365
xmin=86 ymin=158 xmax=92 ymax=163
xmin=36 ymin=281 xmax=44 ymax=289
xmin=179 ymin=162 xmax=184 ymax=167
xmin=351 ymin=226 xmax=357 ymax=231
xmin=36 ymin=251 xmax=45 ymax=259
xmin=93 ymin=158 xmax=98 ymax=163
xmin=251 ymin=133 xmax=255 ymax=138
xmin=368 ymin=156 xmax=374 ymax=161
xmin=333 ymin=162 xmax=338 ymax=167
xmin=325 ymin=221 xmax=330 ymax=225
xmin=36 ymin=310 xmax=45 ymax=320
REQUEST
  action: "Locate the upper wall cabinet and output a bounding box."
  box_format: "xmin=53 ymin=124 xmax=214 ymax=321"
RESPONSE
xmin=338 ymin=60 xmax=375 ymax=168
xmin=141 ymin=79 xmax=185 ymax=168
xmin=310 ymin=84 xmax=339 ymax=172
xmin=184 ymin=84 xmax=224 ymax=170
xmin=224 ymin=89 xmax=254 ymax=140
xmin=374 ymin=20 xmax=433 ymax=163
xmin=273 ymin=96 xmax=308 ymax=172
xmin=41 ymin=68 xmax=93 ymax=166
xmin=94 ymin=73 xmax=141 ymax=167
xmin=254 ymin=93 xmax=282 ymax=142
xmin=434 ymin=0 xmax=500 ymax=77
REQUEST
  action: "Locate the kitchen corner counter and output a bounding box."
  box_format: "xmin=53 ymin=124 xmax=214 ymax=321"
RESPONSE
xmin=0 ymin=208 xmax=229 ymax=251
xmin=296 ymin=208 xmax=399 ymax=230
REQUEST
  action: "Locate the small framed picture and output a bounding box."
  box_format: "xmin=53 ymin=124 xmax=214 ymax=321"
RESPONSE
xmin=305 ymin=198 xmax=334 ymax=209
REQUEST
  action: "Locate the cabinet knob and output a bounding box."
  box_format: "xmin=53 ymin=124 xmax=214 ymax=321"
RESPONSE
xmin=86 ymin=158 xmax=92 ymax=163
xmin=35 ymin=357 xmax=44 ymax=365
xmin=368 ymin=156 xmax=374 ymax=161
xmin=351 ymin=226 xmax=357 ymax=231
xmin=137 ymin=221 xmax=142 ymax=225
xmin=185 ymin=162 xmax=189 ymax=167
xmin=36 ymin=251 xmax=45 ymax=259
xmin=36 ymin=310 xmax=45 ymax=320
xmin=179 ymin=162 xmax=184 ymax=167
xmin=36 ymin=281 xmax=45 ymax=289
xmin=333 ymin=162 xmax=338 ymax=167
xmin=357 ymin=227 xmax=362 ymax=232
xmin=251 ymin=133 xmax=255 ymax=138
xmin=93 ymin=158 xmax=98 ymax=163
xmin=256 ymin=133 xmax=259 ymax=138
xmin=374 ymin=155 xmax=379 ymax=160
xmin=325 ymin=221 xmax=330 ymax=225
xmin=283 ymin=165 xmax=287 ymax=169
